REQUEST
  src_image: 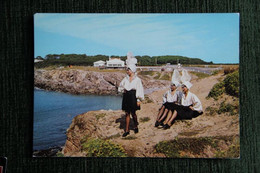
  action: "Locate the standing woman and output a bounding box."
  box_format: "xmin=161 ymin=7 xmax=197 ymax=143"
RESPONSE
xmin=118 ymin=53 xmax=144 ymax=137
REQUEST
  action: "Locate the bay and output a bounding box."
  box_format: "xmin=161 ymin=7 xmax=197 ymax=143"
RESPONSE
xmin=33 ymin=89 xmax=122 ymax=150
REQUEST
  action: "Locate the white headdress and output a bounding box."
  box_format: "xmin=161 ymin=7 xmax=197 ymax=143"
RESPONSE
xmin=181 ymin=69 xmax=192 ymax=89
xmin=126 ymin=52 xmax=137 ymax=73
xmin=171 ymin=69 xmax=181 ymax=87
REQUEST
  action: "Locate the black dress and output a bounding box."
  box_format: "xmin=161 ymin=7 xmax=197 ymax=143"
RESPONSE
xmin=167 ymin=103 xmax=203 ymax=120
xmin=122 ymin=90 xmax=140 ymax=114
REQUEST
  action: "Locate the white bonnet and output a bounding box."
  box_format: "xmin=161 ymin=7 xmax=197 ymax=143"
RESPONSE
xmin=171 ymin=80 xmax=180 ymax=87
xmin=128 ymin=64 xmax=137 ymax=73
xmin=182 ymin=81 xmax=193 ymax=90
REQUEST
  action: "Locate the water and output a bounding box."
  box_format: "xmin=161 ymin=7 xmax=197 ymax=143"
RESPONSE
xmin=33 ymin=89 xmax=122 ymax=150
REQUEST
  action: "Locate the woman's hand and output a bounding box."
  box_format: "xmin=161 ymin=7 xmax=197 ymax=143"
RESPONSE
xmin=189 ymin=106 xmax=194 ymax=110
xmin=137 ymin=101 xmax=141 ymax=107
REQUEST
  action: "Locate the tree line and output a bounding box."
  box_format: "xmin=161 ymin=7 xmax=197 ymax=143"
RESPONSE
xmin=34 ymin=54 xmax=213 ymax=68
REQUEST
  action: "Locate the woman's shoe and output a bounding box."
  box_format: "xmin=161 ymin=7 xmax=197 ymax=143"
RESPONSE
xmin=122 ymin=132 xmax=130 ymax=137
xmin=134 ymin=128 xmax=139 ymax=133
xmin=163 ymin=124 xmax=170 ymax=129
xmin=155 ymin=121 xmax=160 ymax=127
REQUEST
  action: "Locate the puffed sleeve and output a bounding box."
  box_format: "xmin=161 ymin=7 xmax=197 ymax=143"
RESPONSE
xmin=162 ymin=91 xmax=168 ymax=104
xmin=191 ymin=93 xmax=203 ymax=112
xmin=136 ymin=78 xmax=144 ymax=101
xmin=177 ymin=91 xmax=183 ymax=105
xmin=118 ymin=77 xmax=126 ymax=93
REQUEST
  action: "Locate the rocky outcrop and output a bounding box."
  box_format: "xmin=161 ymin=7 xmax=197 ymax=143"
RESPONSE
xmin=62 ymin=74 xmax=240 ymax=158
xmin=34 ymin=69 xmax=171 ymax=95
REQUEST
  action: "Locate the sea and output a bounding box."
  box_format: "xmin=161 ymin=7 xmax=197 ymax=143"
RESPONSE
xmin=33 ymin=88 xmax=122 ymax=151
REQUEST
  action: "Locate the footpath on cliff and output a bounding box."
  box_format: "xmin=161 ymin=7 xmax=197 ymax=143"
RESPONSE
xmin=56 ymin=68 xmax=239 ymax=158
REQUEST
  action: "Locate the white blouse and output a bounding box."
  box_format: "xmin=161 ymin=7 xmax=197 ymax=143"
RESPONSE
xmin=181 ymin=91 xmax=203 ymax=112
xmin=118 ymin=75 xmax=144 ymax=101
xmin=162 ymin=90 xmax=182 ymax=104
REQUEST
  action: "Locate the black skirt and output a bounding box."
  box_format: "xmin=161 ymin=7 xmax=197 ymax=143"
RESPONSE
xmin=167 ymin=103 xmax=203 ymax=120
xmin=122 ymin=90 xmax=140 ymax=114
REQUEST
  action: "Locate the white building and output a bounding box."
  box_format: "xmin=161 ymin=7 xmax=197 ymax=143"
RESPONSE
xmin=106 ymin=58 xmax=125 ymax=68
xmin=34 ymin=59 xmax=43 ymax=63
xmin=93 ymin=60 xmax=106 ymax=67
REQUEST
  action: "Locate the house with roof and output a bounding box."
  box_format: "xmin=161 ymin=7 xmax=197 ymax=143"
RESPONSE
xmin=93 ymin=60 xmax=106 ymax=67
xmin=106 ymin=58 xmax=125 ymax=68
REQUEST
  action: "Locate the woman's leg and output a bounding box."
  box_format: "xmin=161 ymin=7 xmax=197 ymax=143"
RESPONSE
xmin=163 ymin=110 xmax=173 ymax=125
xmin=166 ymin=110 xmax=178 ymax=126
xmin=156 ymin=105 xmax=165 ymax=121
xmin=158 ymin=108 xmax=169 ymax=122
xmin=125 ymin=112 xmax=130 ymax=132
xmin=131 ymin=112 xmax=139 ymax=133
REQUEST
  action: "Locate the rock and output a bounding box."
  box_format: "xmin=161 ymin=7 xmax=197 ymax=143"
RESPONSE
xmin=35 ymin=69 xmax=170 ymax=95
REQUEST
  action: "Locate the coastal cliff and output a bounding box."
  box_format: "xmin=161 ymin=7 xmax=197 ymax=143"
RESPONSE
xmin=34 ymin=69 xmax=171 ymax=95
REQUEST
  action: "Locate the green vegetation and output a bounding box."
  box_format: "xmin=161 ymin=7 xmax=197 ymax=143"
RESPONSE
xmin=205 ymin=106 xmax=218 ymax=116
xmin=207 ymin=81 xmax=225 ymax=100
xmin=155 ymin=137 xmax=213 ymax=157
xmin=139 ymin=117 xmax=151 ymax=123
xmin=207 ymin=70 xmax=239 ymax=100
xmin=190 ymin=71 xmax=211 ymax=79
xmin=122 ymin=135 xmax=137 ymax=140
xmin=154 ymin=72 xmax=161 ymax=79
xmin=81 ymin=138 xmax=127 ymax=157
xmin=95 ymin=113 xmax=106 ymax=120
xmin=155 ymin=136 xmax=240 ymax=158
xmin=56 ymin=151 xmax=64 ymax=157
xmin=138 ymin=71 xmax=155 ymax=76
xmin=218 ymin=101 xmax=239 ymax=116
xmin=224 ymin=71 xmax=239 ymax=97
xmin=35 ymin=54 xmax=212 ymax=68
xmin=144 ymin=95 xmax=153 ymax=103
xmin=160 ymin=73 xmax=171 ymax=80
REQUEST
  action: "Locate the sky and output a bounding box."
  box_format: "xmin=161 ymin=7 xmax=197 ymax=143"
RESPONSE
xmin=34 ymin=13 xmax=239 ymax=63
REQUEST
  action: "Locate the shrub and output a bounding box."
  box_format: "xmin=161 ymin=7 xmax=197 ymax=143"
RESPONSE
xmin=224 ymin=71 xmax=239 ymax=97
xmin=224 ymin=67 xmax=237 ymax=75
xmin=205 ymin=106 xmax=217 ymax=116
xmin=81 ymin=138 xmax=127 ymax=157
xmin=139 ymin=117 xmax=151 ymax=123
xmin=218 ymin=101 xmax=238 ymax=115
xmin=56 ymin=151 xmax=64 ymax=157
xmin=155 ymin=137 xmax=212 ymax=158
xmin=207 ymin=81 xmax=225 ymax=100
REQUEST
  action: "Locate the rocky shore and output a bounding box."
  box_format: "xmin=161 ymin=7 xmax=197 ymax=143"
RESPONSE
xmin=34 ymin=69 xmax=171 ymax=95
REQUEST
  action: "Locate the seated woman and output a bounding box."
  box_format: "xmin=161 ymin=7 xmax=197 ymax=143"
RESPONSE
xmin=162 ymin=81 xmax=203 ymax=129
xmin=154 ymin=81 xmax=182 ymax=127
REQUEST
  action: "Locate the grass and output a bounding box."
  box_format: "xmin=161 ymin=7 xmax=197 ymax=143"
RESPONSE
xmin=138 ymin=71 xmax=155 ymax=76
xmin=122 ymin=135 xmax=137 ymax=140
xmin=81 ymin=138 xmax=127 ymax=157
xmin=160 ymin=73 xmax=171 ymax=80
xmin=139 ymin=117 xmax=151 ymax=123
xmin=218 ymin=101 xmax=239 ymax=116
xmin=144 ymin=95 xmax=153 ymax=103
xmin=190 ymin=71 xmax=211 ymax=79
xmin=56 ymin=151 xmax=64 ymax=157
xmin=154 ymin=72 xmax=161 ymax=79
xmin=155 ymin=135 xmax=240 ymax=158
xmin=207 ymin=70 xmax=239 ymax=100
